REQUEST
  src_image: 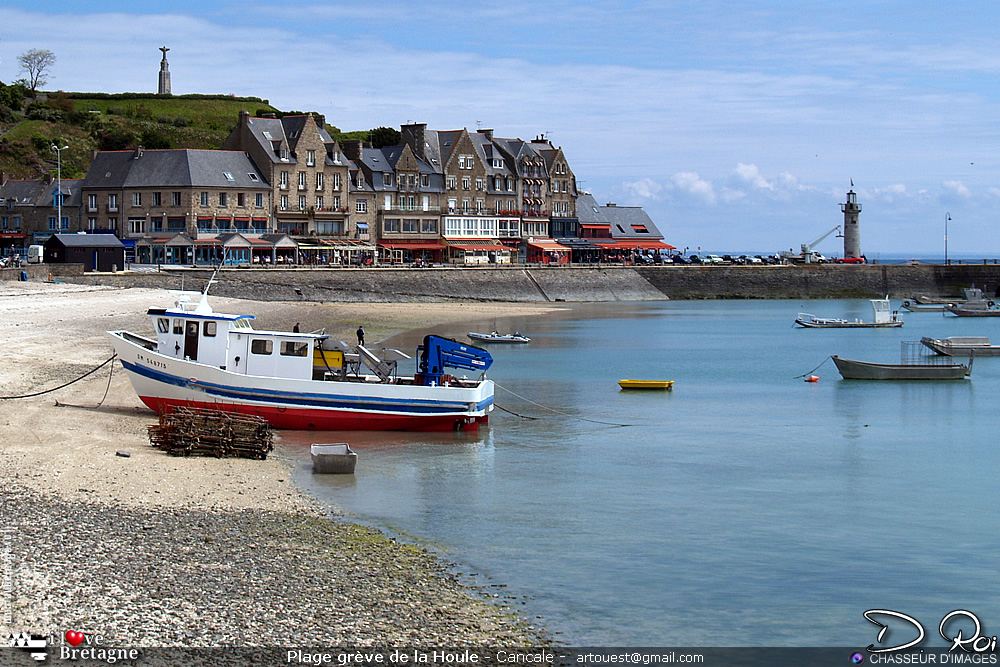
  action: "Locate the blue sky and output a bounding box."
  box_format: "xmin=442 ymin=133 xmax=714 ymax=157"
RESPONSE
xmin=3 ymin=1 xmax=999 ymax=256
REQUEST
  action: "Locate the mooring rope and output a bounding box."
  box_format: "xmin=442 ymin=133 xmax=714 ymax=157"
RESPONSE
xmin=0 ymin=353 xmax=118 ymax=401
xmin=794 ymin=356 xmax=832 ymax=379
xmin=55 ymin=352 xmax=118 ymax=409
xmin=493 ymin=381 xmax=633 ymax=427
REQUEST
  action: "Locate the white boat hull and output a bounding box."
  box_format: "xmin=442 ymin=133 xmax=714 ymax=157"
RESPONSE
xmin=109 ymin=331 xmax=493 ymax=432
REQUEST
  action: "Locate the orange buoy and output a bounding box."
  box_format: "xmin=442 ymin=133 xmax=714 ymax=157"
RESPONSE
xmin=805 ymin=375 xmax=820 ymax=383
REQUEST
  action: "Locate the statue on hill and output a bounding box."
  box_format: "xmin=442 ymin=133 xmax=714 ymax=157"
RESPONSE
xmin=158 ymin=46 xmax=171 ymax=95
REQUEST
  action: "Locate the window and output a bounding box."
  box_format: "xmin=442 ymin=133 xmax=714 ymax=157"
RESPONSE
xmin=48 ymin=217 xmax=57 ymax=231
xmin=152 ymin=192 xmax=162 ymax=207
xmin=251 ymin=339 xmax=273 ymax=355
xmin=402 ymin=218 xmax=418 ymax=232
xmin=421 ymin=174 xmax=429 ymax=187
xmin=383 ymin=173 xmax=393 ymax=187
xmin=88 ymin=194 xmax=97 ymax=211
xmin=152 ymin=217 xmax=163 ymax=231
xmin=298 ymin=195 xmax=306 ymax=210
xmin=108 ymin=194 xmax=119 ymax=211
xmin=157 ymin=318 xmax=169 ymax=333
xmin=448 ymin=198 xmax=456 ymax=212
xmin=237 ymin=192 xmax=246 ymax=207
xmin=87 ymin=218 xmax=96 ymax=230
xmin=476 ymin=179 xmax=484 ymax=191
xmin=280 ymin=172 xmax=288 ymax=189
xmin=223 ymin=172 xmax=234 ymax=182
xmin=333 ymin=196 xmax=341 ymax=209
xmin=332 ymin=173 xmax=341 ymax=190
xmin=255 ymin=193 xmax=264 ymax=208
xmin=355 ymin=199 xmax=367 ymax=213
xmin=172 ymin=192 xmax=181 ymax=206
xmin=173 ymin=320 xmax=183 ymax=334
xmin=298 ymin=172 xmax=306 ymax=190
xmin=316 ymin=173 xmax=324 ymax=191
xmin=248 ymin=173 xmax=259 ymax=182
xmin=492 ymin=158 xmax=502 ymax=168
xmin=384 ymin=194 xmax=392 ymax=209
xmin=306 ymin=150 xmax=315 ymax=166
xmin=129 ymin=218 xmax=145 ymax=234
xmin=384 ymin=218 xmax=400 ymax=233
xmin=447 ymin=176 xmax=457 ymax=189
xmin=200 ymin=192 xmax=209 ymax=206
xmin=280 ymin=195 xmax=288 ymax=210
xmin=203 ymin=322 xmax=217 ymax=337
xmin=462 ymin=177 xmax=471 ymax=190
xmin=421 ymin=219 xmax=437 ymax=233
xmin=219 ymin=192 xmax=228 ymax=206
xmin=280 ymin=341 xmax=309 ymax=357
xmin=132 ymin=192 xmax=142 ymax=207
xmin=316 ymin=196 xmax=323 ymax=210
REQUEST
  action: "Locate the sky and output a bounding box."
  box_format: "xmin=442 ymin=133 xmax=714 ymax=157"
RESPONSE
xmin=3 ymin=1 xmax=999 ymax=257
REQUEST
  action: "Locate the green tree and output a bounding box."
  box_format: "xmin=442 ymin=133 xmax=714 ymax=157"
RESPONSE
xmin=369 ymin=126 xmax=401 ymax=148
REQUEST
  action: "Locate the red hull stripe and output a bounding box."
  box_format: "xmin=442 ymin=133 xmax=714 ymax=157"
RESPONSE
xmin=140 ymin=396 xmax=487 ymax=432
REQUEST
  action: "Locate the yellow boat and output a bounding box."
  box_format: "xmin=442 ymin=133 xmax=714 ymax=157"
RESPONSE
xmin=618 ymin=379 xmax=674 ymax=390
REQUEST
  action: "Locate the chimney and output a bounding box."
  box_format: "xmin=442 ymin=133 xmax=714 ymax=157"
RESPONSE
xmin=341 ymin=140 xmax=363 ymax=162
xmin=134 ymin=146 xmax=144 ymax=159
xmin=606 ymin=202 xmax=617 ymax=207
xmin=313 ymin=114 xmax=325 ymax=129
xmin=0 ymin=171 xmax=6 ymax=186
xmin=239 ymin=110 xmax=250 ymax=122
xmin=401 ymin=123 xmax=427 ymax=161
xmin=479 ymin=128 xmax=493 ymax=140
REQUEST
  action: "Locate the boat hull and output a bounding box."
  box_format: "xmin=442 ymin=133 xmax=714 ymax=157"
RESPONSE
xmin=796 ymin=318 xmax=903 ymax=328
xmin=920 ymin=336 xmax=1000 ymax=357
xmin=467 ymin=332 xmax=531 ymax=343
xmin=618 ymin=379 xmax=674 ymax=390
xmin=832 ymin=355 xmax=970 ymax=380
xmin=945 ymin=306 xmax=1000 ymax=317
xmin=110 ymin=331 xmax=493 ymax=432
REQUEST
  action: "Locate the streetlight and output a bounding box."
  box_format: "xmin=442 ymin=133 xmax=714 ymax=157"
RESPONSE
xmin=945 ymin=212 xmax=951 ymax=265
xmin=51 ymin=144 xmax=68 ymax=230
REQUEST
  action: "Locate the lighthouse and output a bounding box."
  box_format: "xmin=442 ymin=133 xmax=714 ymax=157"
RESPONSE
xmin=840 ymin=184 xmax=861 ymax=259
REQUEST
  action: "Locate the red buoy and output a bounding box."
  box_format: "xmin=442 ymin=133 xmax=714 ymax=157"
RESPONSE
xmin=805 ymin=375 xmax=820 ymax=383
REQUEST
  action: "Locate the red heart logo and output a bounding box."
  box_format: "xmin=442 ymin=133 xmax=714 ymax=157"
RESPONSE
xmin=65 ymin=630 xmax=84 ymax=647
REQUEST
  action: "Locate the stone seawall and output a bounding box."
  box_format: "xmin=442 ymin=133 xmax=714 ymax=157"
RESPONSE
xmin=24 ymin=263 xmax=1000 ymax=302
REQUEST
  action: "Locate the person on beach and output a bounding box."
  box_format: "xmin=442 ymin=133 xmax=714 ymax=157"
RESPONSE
xmin=293 ymin=323 xmax=300 ymax=333
xmin=357 ymin=325 xmax=365 ymax=346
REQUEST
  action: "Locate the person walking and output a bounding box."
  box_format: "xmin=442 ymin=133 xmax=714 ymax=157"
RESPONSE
xmin=356 ymin=325 xmax=365 ymax=346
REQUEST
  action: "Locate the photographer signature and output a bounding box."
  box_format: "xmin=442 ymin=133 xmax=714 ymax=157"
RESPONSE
xmin=865 ymin=609 xmax=997 ymax=653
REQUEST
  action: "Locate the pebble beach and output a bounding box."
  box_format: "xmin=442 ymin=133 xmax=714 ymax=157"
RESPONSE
xmin=0 ymin=281 xmax=558 ymax=653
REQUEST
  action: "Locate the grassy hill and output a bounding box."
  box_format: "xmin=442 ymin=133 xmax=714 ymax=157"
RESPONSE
xmin=0 ymin=92 xmax=287 ymax=181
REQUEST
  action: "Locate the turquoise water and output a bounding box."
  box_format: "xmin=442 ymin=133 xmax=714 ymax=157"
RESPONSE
xmin=283 ymin=300 xmax=1000 ymax=646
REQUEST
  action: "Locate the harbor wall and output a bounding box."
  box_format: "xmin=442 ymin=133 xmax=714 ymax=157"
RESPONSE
xmin=16 ymin=263 xmax=1000 ymax=302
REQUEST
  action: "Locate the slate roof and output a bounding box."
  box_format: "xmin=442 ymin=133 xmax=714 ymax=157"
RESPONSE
xmin=601 ymin=204 xmax=665 ymax=240
xmin=47 ymin=233 xmax=125 ymax=248
xmin=82 ymin=150 xmax=269 ymax=190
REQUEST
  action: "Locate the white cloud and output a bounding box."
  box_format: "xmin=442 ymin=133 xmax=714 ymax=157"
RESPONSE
xmin=622 ymin=178 xmax=663 ymax=200
xmin=670 ymin=172 xmax=716 ymax=204
xmin=942 ymin=180 xmax=972 ymax=198
xmin=734 ymin=163 xmax=773 ymax=190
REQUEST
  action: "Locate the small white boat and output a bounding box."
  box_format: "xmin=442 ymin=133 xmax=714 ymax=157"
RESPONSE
xmin=920 ymin=336 xmax=1000 ymax=357
xmin=468 ymin=331 xmax=531 ymax=344
xmin=311 ymin=443 xmax=357 ymax=474
xmin=796 ymin=297 xmax=902 ymax=328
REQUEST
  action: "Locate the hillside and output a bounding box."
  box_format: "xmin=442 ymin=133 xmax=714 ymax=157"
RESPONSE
xmin=0 ymin=91 xmax=287 ymax=181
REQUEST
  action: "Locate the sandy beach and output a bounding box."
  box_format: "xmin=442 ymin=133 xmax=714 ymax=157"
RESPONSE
xmin=0 ymin=281 xmax=560 ymax=649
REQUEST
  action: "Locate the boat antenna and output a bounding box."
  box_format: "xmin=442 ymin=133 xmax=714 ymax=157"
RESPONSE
xmin=203 ymin=251 xmax=226 ymax=296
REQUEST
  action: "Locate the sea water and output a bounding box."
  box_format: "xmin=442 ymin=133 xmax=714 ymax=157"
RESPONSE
xmin=283 ymin=299 xmax=1000 ymax=646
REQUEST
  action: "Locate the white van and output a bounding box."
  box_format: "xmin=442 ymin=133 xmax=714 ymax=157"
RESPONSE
xmin=27 ymin=245 xmax=43 ymax=264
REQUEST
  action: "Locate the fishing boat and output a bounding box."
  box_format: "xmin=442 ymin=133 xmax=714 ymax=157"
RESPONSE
xmin=311 ymin=443 xmax=357 ymax=474
xmin=901 ymin=300 xmax=949 ymax=312
xmin=832 ymin=341 xmax=972 ymax=380
xmin=795 ymin=297 xmax=902 ymax=328
xmin=468 ymin=331 xmax=531 ymax=344
xmin=943 ymin=288 xmax=1000 ymax=317
xmin=108 ymin=289 xmax=495 ymax=431
xmin=920 ymin=336 xmax=1000 ymax=357
xmin=618 ymin=379 xmax=674 ymax=390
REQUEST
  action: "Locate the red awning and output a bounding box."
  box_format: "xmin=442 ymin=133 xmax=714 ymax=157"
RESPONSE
xmin=614 ymin=240 xmax=677 ymax=250
xmin=527 ymin=241 xmax=571 ymax=252
xmin=580 ymin=223 xmax=611 ymax=230
xmin=378 ymin=242 xmax=446 ymax=250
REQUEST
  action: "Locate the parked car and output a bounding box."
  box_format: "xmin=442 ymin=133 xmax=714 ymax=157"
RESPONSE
xmin=742 ymin=255 xmax=763 ymax=265
xmin=703 ymin=254 xmax=725 ymax=264
xmin=835 ymin=256 xmax=867 ymax=264
xmin=688 ymin=254 xmax=703 ymax=264
xmin=722 ymin=254 xmax=739 ymax=264
xmin=669 ymin=254 xmax=689 ymax=264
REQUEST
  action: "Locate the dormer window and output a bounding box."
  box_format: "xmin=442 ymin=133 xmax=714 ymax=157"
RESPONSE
xmin=223 ymin=172 xmax=234 ymax=181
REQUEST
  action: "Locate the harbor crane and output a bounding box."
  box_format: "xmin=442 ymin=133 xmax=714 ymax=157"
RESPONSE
xmin=801 ymin=225 xmax=843 ymax=263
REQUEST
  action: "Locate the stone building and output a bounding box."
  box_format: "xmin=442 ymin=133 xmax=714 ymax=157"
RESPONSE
xmin=222 ymin=111 xmax=353 ymax=240
xmin=79 ymin=147 xmax=272 ymax=245
xmin=0 ymin=174 xmax=84 ymax=256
